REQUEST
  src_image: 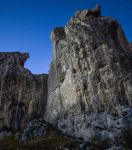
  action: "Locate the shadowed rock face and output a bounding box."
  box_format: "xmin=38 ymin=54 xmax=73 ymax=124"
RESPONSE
xmin=129 ymin=42 xmax=132 ymax=50
xmin=45 ymin=6 xmax=132 ymax=148
xmin=0 ymin=52 xmax=48 ymax=131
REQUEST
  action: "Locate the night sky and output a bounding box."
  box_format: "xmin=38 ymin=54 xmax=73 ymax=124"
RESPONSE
xmin=0 ymin=0 xmax=132 ymax=74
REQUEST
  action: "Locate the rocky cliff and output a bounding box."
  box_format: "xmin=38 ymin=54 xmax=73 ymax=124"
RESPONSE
xmin=0 ymin=5 xmax=132 ymax=150
xmin=45 ymin=6 xmax=132 ymax=148
xmin=0 ymin=52 xmax=48 ymax=132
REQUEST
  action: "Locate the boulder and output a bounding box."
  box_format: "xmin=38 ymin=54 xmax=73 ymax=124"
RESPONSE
xmin=20 ymin=119 xmax=49 ymax=142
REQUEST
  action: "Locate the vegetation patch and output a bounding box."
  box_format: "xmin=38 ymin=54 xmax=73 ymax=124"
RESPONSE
xmin=0 ymin=130 xmax=80 ymax=150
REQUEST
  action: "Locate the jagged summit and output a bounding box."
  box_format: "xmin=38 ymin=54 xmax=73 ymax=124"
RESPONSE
xmin=75 ymin=4 xmax=101 ymax=19
xmin=51 ymin=4 xmax=102 ymax=46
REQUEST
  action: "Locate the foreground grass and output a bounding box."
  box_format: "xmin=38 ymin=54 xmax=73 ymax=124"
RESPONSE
xmin=0 ymin=130 xmax=80 ymax=150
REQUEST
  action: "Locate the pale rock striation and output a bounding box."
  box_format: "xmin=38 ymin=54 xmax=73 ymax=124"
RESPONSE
xmin=45 ymin=5 xmax=132 ymax=149
xmin=0 ymin=52 xmax=48 ymax=132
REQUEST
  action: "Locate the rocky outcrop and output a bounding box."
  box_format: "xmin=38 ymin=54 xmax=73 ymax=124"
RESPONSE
xmin=19 ymin=119 xmax=49 ymax=142
xmin=0 ymin=52 xmax=48 ymax=132
xmin=45 ymin=5 xmax=132 ymax=149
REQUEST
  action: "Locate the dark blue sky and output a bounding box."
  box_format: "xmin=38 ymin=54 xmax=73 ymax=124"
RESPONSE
xmin=0 ymin=0 xmax=132 ymax=74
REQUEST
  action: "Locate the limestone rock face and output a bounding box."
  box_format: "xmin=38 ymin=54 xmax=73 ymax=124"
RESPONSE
xmin=45 ymin=7 xmax=132 ymax=148
xmin=0 ymin=52 xmax=48 ymax=131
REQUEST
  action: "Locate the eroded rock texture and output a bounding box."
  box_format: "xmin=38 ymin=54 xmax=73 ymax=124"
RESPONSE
xmin=0 ymin=52 xmax=48 ymax=131
xmin=45 ymin=6 xmax=132 ymax=149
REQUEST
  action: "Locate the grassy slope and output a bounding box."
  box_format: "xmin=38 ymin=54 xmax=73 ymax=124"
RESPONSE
xmin=0 ymin=130 xmax=80 ymax=150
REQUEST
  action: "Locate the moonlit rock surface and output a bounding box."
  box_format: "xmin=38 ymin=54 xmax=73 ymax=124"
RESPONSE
xmin=45 ymin=6 xmax=132 ymax=148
